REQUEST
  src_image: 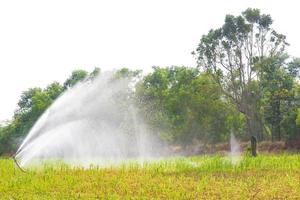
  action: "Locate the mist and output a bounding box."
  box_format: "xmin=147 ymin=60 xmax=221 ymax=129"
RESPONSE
xmin=15 ymin=72 xmax=164 ymax=167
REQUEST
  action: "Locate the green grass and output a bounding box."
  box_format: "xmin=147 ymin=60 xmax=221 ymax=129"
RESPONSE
xmin=1 ymin=154 xmax=300 ymax=199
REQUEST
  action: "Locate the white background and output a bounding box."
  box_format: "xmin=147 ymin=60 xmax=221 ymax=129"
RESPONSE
xmin=0 ymin=0 xmax=299 ymax=121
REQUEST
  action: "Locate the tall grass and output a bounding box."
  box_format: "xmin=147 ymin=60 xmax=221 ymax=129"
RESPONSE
xmin=1 ymin=154 xmax=300 ymax=199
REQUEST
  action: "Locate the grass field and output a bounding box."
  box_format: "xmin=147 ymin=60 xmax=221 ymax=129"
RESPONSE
xmin=1 ymin=154 xmax=300 ymax=199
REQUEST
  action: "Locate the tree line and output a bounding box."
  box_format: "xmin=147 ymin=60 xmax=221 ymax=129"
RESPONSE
xmin=1 ymin=8 xmax=300 ymax=155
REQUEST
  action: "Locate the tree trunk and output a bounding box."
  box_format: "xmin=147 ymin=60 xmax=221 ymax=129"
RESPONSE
xmin=238 ymin=93 xmax=263 ymax=140
xmin=271 ymin=100 xmax=281 ymax=141
xmin=251 ymin=136 xmax=257 ymax=156
xmin=271 ymin=124 xmax=274 ymax=142
xmin=245 ymin=113 xmax=263 ymax=140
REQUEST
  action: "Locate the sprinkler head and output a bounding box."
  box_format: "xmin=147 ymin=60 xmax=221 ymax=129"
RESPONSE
xmin=13 ymin=155 xmax=26 ymax=173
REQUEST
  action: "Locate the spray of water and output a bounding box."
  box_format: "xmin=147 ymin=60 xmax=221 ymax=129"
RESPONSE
xmin=15 ymin=72 xmax=164 ymax=168
xmin=228 ymin=132 xmax=242 ymax=165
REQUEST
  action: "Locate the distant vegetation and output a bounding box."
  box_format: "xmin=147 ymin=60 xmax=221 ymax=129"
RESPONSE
xmin=1 ymin=8 xmax=300 ymax=155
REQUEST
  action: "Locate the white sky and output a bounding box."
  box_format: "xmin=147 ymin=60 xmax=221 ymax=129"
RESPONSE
xmin=0 ymin=0 xmax=299 ymax=121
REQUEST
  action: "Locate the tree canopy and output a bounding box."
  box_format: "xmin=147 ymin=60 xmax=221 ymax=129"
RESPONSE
xmin=194 ymin=8 xmax=299 ymax=140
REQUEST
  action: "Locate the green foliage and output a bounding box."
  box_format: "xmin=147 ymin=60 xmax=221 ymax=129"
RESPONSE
xmin=13 ymin=83 xmax=64 ymax=137
xmin=296 ymin=108 xmax=300 ymax=126
xmin=114 ymin=68 xmax=142 ymax=79
xmin=258 ymin=56 xmax=300 ymax=140
xmin=194 ymin=8 xmax=298 ymax=141
xmin=0 ymin=125 xmax=14 ymax=154
xmin=136 ymin=66 xmax=245 ymax=145
xmin=63 ymin=69 xmax=88 ymax=89
xmin=89 ymin=67 xmax=101 ymax=79
xmin=0 ymin=68 xmax=98 ymax=154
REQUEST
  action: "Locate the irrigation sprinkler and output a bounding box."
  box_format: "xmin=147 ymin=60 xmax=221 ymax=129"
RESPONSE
xmin=13 ymin=154 xmax=26 ymax=173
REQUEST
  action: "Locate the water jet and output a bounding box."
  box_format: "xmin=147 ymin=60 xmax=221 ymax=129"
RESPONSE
xmin=14 ymin=72 xmax=164 ymax=168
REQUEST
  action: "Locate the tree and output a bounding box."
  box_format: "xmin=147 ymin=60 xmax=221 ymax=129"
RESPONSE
xmin=136 ymin=66 xmax=244 ymax=145
xmin=0 ymin=69 xmax=101 ymax=155
xmin=259 ymin=56 xmax=300 ymax=140
xmin=296 ymin=107 xmax=300 ymax=127
xmin=194 ymin=8 xmax=288 ymax=139
xmin=46 ymin=82 xmax=64 ymax=99
xmin=63 ymin=69 xmax=88 ymax=89
xmin=88 ymin=67 xmax=101 ymax=81
xmin=13 ymin=82 xmax=64 ymax=138
xmin=282 ymin=81 xmax=300 ymax=140
xmin=0 ymin=125 xmax=14 ymax=154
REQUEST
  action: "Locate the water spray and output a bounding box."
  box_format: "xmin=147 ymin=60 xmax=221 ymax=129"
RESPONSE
xmin=229 ymin=132 xmax=242 ymax=165
xmin=13 ymin=154 xmax=26 ymax=172
xmin=14 ymin=73 xmax=164 ymax=168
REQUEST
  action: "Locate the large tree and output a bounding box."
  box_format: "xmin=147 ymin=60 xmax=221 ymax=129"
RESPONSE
xmin=194 ymin=8 xmax=288 ymax=139
xmin=136 ymin=66 xmax=244 ymax=145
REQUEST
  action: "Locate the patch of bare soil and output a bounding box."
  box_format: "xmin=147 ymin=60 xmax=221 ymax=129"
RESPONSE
xmin=169 ymin=140 xmax=296 ymax=156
